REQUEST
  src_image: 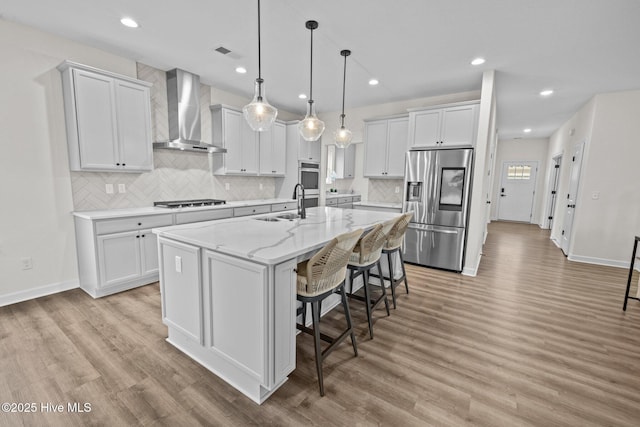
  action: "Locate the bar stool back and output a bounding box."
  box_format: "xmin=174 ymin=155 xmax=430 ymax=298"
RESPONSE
xmin=347 ymin=220 xmax=396 ymax=338
xmin=296 ymin=228 xmax=364 ymax=396
xmin=382 ymin=212 xmax=413 ymax=308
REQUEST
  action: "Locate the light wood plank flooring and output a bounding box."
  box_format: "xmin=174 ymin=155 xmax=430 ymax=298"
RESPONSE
xmin=1 ymin=222 xmax=639 ymax=426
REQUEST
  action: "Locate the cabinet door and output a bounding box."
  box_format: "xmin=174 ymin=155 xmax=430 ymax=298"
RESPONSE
xmin=441 ymin=104 xmax=477 ymax=146
xmin=271 ymin=122 xmax=287 ymax=175
xmin=223 ymin=109 xmax=244 ymax=173
xmin=258 ymin=127 xmax=273 ymax=175
xmin=97 ymin=231 xmax=141 ymax=287
xmin=363 ymin=120 xmax=388 ymax=177
xmin=409 ymin=109 xmax=441 ymax=147
xmin=335 ymin=144 xmax=356 ymax=179
xmin=115 ymin=81 xmax=153 ymax=171
xmin=73 ymin=69 xmax=119 ymax=170
xmin=298 ymin=137 xmax=321 ymax=162
xmin=241 ymin=119 xmax=259 ymax=174
xmin=386 ymin=117 xmax=409 ymax=177
xmin=140 ymin=230 xmax=159 ymax=276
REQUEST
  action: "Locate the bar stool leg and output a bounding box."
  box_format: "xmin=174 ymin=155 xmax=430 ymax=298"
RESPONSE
xmin=340 ymin=284 xmax=358 ymax=356
xmin=387 ymin=251 xmax=397 ymax=309
xmin=362 ymin=269 xmax=374 ymax=339
xmin=311 ymin=300 xmax=324 ymax=396
xmin=399 ymin=250 xmax=409 ymax=294
xmin=378 ymin=260 xmax=391 ymax=316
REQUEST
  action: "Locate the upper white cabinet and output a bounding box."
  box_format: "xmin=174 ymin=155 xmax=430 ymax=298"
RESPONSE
xmin=211 ymin=105 xmax=258 ymax=175
xmin=363 ymin=116 xmax=408 ymax=178
xmin=58 ymin=61 xmax=153 ymax=172
xmin=408 ymin=101 xmax=479 ymax=148
xmin=259 ymin=121 xmax=287 ymax=176
xmin=212 ymin=105 xmax=286 ymax=176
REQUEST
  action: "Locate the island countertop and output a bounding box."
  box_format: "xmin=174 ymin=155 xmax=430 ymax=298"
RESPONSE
xmin=153 ymin=206 xmax=401 ymax=266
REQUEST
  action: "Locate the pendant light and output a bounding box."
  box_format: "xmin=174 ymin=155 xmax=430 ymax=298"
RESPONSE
xmin=242 ymin=0 xmax=277 ymax=131
xmin=298 ymin=20 xmax=325 ymax=142
xmin=334 ymin=49 xmax=353 ymax=148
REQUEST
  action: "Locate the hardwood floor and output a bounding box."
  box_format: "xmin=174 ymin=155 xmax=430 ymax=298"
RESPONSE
xmin=2 ymin=221 xmax=639 ymax=426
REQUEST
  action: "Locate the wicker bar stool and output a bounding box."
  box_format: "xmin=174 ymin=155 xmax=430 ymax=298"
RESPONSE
xmin=296 ymin=228 xmax=363 ymax=396
xmin=379 ymin=212 xmax=413 ymax=309
xmin=346 ymin=220 xmax=395 ymax=339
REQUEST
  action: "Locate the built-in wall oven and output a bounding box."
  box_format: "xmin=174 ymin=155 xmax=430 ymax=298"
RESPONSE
xmin=299 ymin=161 xmax=320 ymax=195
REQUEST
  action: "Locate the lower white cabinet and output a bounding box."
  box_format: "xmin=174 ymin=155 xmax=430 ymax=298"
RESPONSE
xmin=74 ymin=214 xmax=172 ymax=298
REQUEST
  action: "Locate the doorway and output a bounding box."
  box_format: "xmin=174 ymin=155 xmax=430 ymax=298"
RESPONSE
xmin=561 ymin=142 xmax=584 ymax=255
xmin=497 ymin=161 xmax=538 ymax=222
xmin=545 ymin=155 xmax=562 ymax=229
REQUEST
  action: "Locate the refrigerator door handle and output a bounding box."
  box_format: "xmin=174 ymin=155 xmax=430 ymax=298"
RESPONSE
xmin=408 ymin=223 xmax=459 ymax=234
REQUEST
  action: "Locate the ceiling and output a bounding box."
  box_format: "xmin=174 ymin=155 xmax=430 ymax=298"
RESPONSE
xmin=2 ymin=0 xmax=640 ymax=139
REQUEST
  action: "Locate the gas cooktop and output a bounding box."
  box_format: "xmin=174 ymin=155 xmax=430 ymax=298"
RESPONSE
xmin=154 ymin=199 xmax=226 ymax=209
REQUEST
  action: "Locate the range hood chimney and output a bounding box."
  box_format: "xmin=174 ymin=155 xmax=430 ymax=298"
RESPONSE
xmin=153 ymin=68 xmax=226 ymax=154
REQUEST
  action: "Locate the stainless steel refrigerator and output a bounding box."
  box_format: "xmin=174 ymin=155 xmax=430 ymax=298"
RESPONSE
xmin=402 ymin=148 xmax=473 ymax=272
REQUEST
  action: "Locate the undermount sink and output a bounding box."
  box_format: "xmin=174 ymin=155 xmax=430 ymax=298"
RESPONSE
xmin=276 ymin=213 xmax=302 ymax=220
xmin=254 ymin=217 xmax=281 ymax=222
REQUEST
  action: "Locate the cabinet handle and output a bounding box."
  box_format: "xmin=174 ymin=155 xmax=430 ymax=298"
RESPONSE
xmin=116 ymin=163 xmax=120 ymax=166
xmin=141 ymin=234 xmax=145 ymax=238
xmin=136 ymin=235 xmax=140 ymax=238
xmin=138 ymin=222 xmax=142 ymax=226
xmin=122 ymin=163 xmax=126 ymax=166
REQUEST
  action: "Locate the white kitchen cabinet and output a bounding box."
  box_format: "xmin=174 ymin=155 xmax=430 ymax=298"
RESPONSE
xmin=211 ymin=105 xmax=259 ymax=175
xmin=259 ymin=121 xmax=287 ymax=176
xmin=363 ymin=116 xmax=408 ymax=178
xmin=74 ymin=213 xmax=173 ymax=298
xmin=408 ymin=101 xmax=479 ymax=148
xmin=58 ymin=61 xmax=153 ymax=172
xmin=335 ymin=144 xmax=356 ymax=179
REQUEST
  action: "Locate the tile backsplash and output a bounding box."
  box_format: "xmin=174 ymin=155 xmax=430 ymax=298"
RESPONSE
xmin=368 ymin=179 xmax=403 ymax=203
xmin=70 ymin=63 xmax=276 ymax=211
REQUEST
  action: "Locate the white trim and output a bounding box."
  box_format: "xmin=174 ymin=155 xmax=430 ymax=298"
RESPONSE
xmin=568 ymin=254 xmax=640 ymax=271
xmin=462 ymin=254 xmax=481 ymax=276
xmin=551 ymin=236 xmax=562 ymax=248
xmin=0 ymin=280 xmax=79 ymax=307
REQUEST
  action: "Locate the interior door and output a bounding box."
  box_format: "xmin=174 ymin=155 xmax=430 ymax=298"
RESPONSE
xmin=561 ymin=143 xmax=584 ymax=255
xmin=546 ymin=155 xmax=562 ymax=229
xmin=497 ymin=161 xmax=538 ymax=222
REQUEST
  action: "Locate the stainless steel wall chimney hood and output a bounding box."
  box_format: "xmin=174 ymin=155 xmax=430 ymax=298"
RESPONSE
xmin=153 ymin=68 xmax=226 ymax=154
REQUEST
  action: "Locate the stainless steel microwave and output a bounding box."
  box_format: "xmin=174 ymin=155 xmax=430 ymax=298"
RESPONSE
xmin=299 ymin=161 xmax=320 ymax=195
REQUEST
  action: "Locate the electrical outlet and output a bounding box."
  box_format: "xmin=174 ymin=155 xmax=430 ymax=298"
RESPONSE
xmin=225 ymin=183 xmax=230 ymax=190
xmin=118 ymin=184 xmax=126 ymax=193
xmin=21 ymin=257 xmax=33 ymax=270
xmin=259 ymin=183 xmax=263 ymax=190
xmin=105 ymin=184 xmax=114 ymax=194
xmin=395 ymin=186 xmax=400 ymax=194
xmin=175 ymin=256 xmax=182 ymax=273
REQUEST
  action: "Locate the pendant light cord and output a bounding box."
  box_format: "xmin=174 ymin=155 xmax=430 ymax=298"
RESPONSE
xmin=309 ymin=25 xmax=314 ymax=103
xmin=257 ymin=0 xmax=262 ymax=81
xmin=340 ymin=53 xmax=347 ymax=127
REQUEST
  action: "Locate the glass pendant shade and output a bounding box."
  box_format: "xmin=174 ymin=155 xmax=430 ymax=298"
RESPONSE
xmin=334 ymin=126 xmax=352 ymax=148
xmin=298 ymin=101 xmax=325 ymax=141
xmin=243 ymin=79 xmax=277 ymax=131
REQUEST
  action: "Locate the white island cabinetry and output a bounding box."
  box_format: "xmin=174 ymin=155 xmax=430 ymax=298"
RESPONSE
xmin=154 ymin=207 xmax=400 ymax=404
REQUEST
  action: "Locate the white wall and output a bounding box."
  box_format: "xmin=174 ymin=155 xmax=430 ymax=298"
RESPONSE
xmin=491 ymin=138 xmax=550 ymax=225
xmin=0 ymin=19 xmax=138 ymax=304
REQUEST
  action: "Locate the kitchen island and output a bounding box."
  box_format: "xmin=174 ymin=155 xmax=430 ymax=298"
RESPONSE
xmin=153 ymin=206 xmax=401 ymax=403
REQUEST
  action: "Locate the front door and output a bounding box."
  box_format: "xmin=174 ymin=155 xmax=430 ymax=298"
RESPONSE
xmin=561 ymin=143 xmax=584 ymax=255
xmin=497 ymin=161 xmax=538 ymax=222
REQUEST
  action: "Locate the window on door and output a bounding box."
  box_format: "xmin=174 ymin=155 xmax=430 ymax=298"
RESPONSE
xmin=506 ymin=165 xmax=532 ymax=180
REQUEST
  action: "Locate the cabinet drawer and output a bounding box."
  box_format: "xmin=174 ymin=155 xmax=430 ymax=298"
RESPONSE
xmin=338 ymin=197 xmax=352 ymax=204
xmin=326 ymin=198 xmax=337 ymax=206
xmin=175 ymin=208 xmax=233 ymax=225
xmin=234 ymin=205 xmax=271 ymax=217
xmin=271 ymin=202 xmax=295 ymax=213
xmin=352 ymin=195 xmax=362 ymax=203
xmin=96 ymin=214 xmax=173 ymax=235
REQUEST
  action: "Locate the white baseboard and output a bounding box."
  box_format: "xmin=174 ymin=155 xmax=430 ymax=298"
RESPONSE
xmin=550 ymin=236 xmax=562 ymax=248
xmin=568 ymin=254 xmax=638 ymax=270
xmin=462 ymin=254 xmax=481 ymax=277
xmin=0 ymin=280 xmax=79 ymax=307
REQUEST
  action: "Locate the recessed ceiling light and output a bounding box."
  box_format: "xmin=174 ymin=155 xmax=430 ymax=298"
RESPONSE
xmin=235 ymin=67 xmax=247 ymax=74
xmin=369 ymin=79 xmax=379 ymax=86
xmin=120 ymin=17 xmax=139 ymax=28
xmin=471 ymin=57 xmax=485 ymax=66
xmin=298 ymin=93 xmax=307 ymax=99
xmin=540 ymin=89 xmax=554 ymax=96
xmin=523 ymin=128 xmax=532 ymax=133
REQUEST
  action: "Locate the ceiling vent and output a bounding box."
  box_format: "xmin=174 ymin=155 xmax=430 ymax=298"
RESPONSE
xmin=214 ymin=46 xmax=232 ymax=55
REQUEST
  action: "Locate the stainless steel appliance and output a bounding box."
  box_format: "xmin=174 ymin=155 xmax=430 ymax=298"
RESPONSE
xmin=152 ymin=69 xmax=226 ymax=154
xmin=299 ymin=161 xmax=320 ymax=195
xmin=154 ymin=199 xmax=226 ymax=208
xmin=403 ymin=148 xmax=473 ymax=272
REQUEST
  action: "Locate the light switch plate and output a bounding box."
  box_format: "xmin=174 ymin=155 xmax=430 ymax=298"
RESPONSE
xmin=118 ymin=184 xmax=126 ymax=193
xmin=175 ymin=256 xmax=182 ymax=273
xmin=105 ymin=184 xmax=114 ymax=194
xmin=225 ymin=183 xmax=230 ymax=190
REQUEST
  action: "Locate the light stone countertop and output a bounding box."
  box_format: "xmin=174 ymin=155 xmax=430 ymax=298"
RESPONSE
xmin=153 ymin=206 xmax=401 ymax=265
xmin=353 ymin=201 xmax=403 ymax=209
xmin=72 ymin=198 xmax=296 ymax=220
xmin=325 ymin=192 xmax=360 ymax=199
